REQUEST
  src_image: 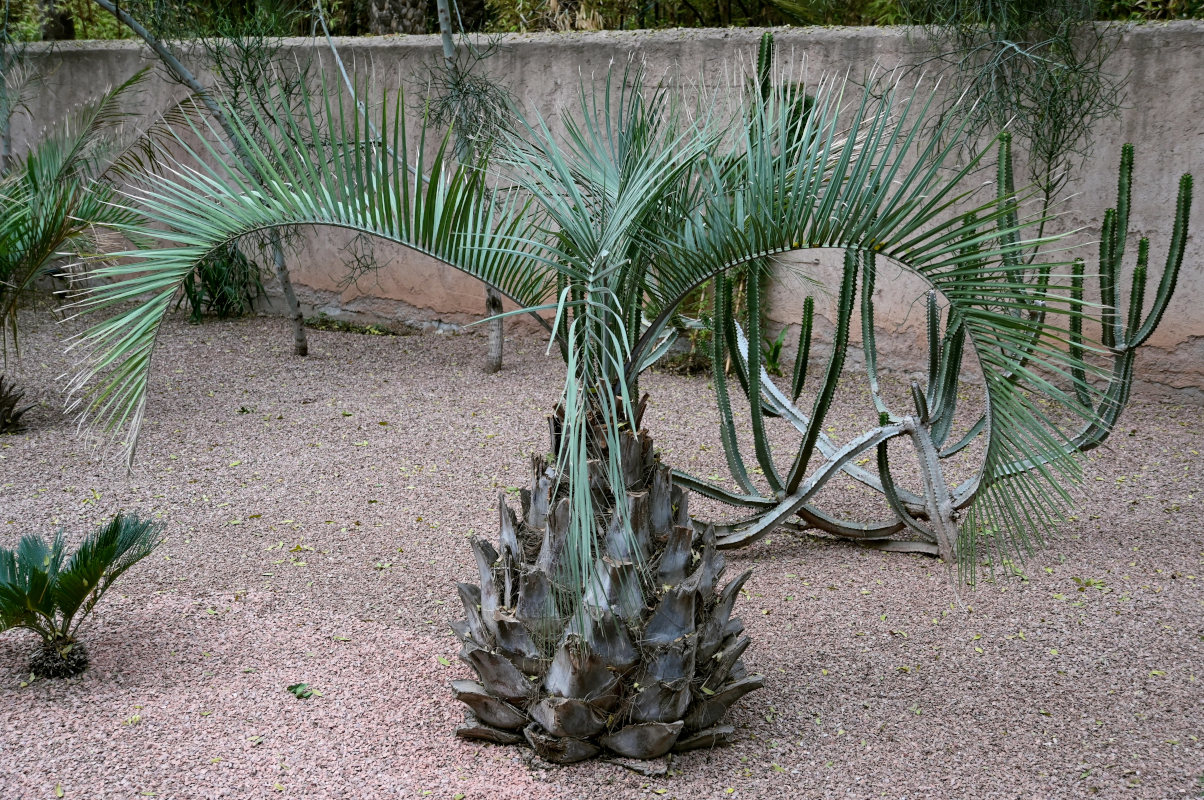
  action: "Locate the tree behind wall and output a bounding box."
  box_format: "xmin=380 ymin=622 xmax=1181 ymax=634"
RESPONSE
xmin=900 ymin=0 xmax=1125 ymax=224
xmin=367 ymin=0 xmax=428 ymax=32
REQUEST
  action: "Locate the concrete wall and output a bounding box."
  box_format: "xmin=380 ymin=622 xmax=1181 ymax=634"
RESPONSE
xmin=13 ymin=22 xmax=1204 ymax=395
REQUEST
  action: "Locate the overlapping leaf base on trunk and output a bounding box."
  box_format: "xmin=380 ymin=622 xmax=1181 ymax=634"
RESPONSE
xmin=451 ymin=410 xmax=762 ymax=762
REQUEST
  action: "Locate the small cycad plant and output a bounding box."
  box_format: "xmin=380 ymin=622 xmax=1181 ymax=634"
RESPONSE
xmin=0 ymin=514 xmax=162 ymax=678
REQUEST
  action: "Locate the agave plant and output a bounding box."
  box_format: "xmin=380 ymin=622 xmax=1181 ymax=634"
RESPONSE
xmin=0 ymin=514 xmax=162 ymax=677
xmin=60 ymin=32 xmax=1130 ymax=759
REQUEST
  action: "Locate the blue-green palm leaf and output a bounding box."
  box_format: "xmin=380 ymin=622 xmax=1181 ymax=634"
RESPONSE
xmin=65 ymin=57 xmax=1108 ymax=580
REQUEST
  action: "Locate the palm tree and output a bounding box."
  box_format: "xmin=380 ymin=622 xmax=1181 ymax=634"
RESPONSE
xmin=59 ymin=37 xmax=1138 ymax=758
xmin=0 ymin=70 xmax=154 ymax=359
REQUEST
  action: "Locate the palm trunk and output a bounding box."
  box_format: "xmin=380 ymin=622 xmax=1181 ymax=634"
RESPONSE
xmin=451 ymin=398 xmax=763 ymax=762
xmin=484 ymin=287 xmax=503 ymax=373
xmin=271 ymin=233 xmax=307 ymax=356
xmin=436 ymin=0 xmax=504 ymax=373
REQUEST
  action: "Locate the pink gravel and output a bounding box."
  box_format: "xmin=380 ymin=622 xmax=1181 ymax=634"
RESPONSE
xmin=1 ymin=310 xmax=1202 ymax=800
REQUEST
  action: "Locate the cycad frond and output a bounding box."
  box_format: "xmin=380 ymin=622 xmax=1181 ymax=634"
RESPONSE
xmin=53 ymin=514 xmax=163 ymax=635
xmin=0 ymin=534 xmax=63 ymax=635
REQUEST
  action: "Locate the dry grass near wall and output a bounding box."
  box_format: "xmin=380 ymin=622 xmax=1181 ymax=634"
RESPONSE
xmin=0 ymin=309 xmax=1201 ymax=799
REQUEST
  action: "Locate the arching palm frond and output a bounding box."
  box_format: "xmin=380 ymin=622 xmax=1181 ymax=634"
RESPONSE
xmin=63 ymin=75 xmax=543 ymax=464
xmin=65 ymin=50 xmax=1116 ymax=585
xmin=649 ymin=71 xmax=1115 ymax=577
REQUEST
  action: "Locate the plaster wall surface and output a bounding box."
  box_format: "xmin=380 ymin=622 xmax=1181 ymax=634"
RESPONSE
xmin=14 ymin=23 xmax=1203 ymax=395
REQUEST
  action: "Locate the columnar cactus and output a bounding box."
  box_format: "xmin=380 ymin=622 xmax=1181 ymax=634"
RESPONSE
xmin=686 ymin=138 xmax=1193 ymax=575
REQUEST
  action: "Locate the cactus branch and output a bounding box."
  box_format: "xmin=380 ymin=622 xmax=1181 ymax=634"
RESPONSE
xmin=790 ymin=295 xmax=814 ymax=403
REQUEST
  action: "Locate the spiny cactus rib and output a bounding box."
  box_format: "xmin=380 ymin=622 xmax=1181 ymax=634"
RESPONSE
xmin=909 ymin=381 xmax=930 ymax=424
xmin=1068 ymin=259 xmax=1091 ymax=407
xmin=995 ymin=133 xmax=1023 ymax=271
xmin=792 ymin=506 xmax=907 ymax=540
xmin=1130 ymin=173 xmax=1191 ymax=348
xmin=906 ymin=419 xmax=960 ymax=563
xmin=756 ymin=31 xmax=774 ymax=102
xmin=721 ymin=277 xmax=753 ymax=400
xmin=1124 ymin=244 xmax=1148 ymax=346
xmin=711 ymin=421 xmax=907 ymax=548
xmin=712 ymin=277 xmax=758 ymax=496
xmin=785 ymin=250 xmax=858 ymax=495
xmin=876 ymin=434 xmax=938 ymax=547
xmin=861 ymin=255 xmax=891 ymax=417
xmin=925 ymin=290 xmax=941 ymax=405
xmin=928 ymin=316 xmax=966 ymax=448
xmin=1113 ymin=143 xmax=1133 ymax=271
xmin=669 ymin=470 xmax=777 ymax=509
xmin=791 ymin=295 xmax=814 ymax=403
xmin=745 ymin=261 xmax=784 ymax=493
xmin=452 ymin=414 xmax=763 ymax=762
xmin=1099 ymin=207 xmax=1121 ymax=350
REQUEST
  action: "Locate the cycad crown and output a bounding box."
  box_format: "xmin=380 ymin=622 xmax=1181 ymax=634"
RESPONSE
xmin=0 ymin=375 xmax=33 ymax=433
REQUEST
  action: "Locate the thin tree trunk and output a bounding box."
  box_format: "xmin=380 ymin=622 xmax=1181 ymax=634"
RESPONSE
xmin=485 ymin=287 xmax=503 ymax=373
xmin=0 ymin=127 xmax=11 ymax=174
xmin=436 ymin=0 xmax=503 ymax=372
xmin=93 ymin=0 xmax=308 ymax=357
xmin=37 ymin=0 xmax=74 ymax=40
xmin=271 ymin=233 xmax=307 ymax=356
xmin=436 ymin=0 xmax=456 ymax=62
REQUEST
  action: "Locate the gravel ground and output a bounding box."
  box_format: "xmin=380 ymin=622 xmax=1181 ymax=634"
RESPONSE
xmin=1 ymin=311 xmax=1202 ymax=800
